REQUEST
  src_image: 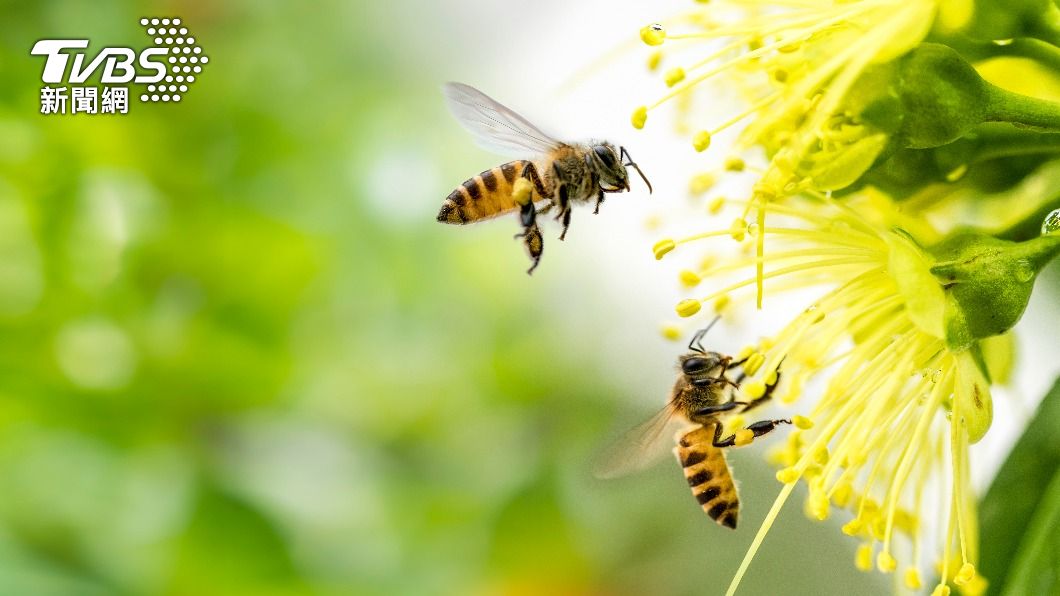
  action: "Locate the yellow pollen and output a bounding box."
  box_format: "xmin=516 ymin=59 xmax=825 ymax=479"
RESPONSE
xmin=713 ymin=294 xmax=731 ymax=313
xmin=660 ymin=323 xmax=682 ymax=340
xmin=954 ymin=563 xmax=976 ymax=586
xmin=693 ymin=130 xmax=712 ymax=152
xmin=792 ymin=415 xmax=813 ymax=430
xmin=734 ymin=429 xmax=755 ymax=446
xmin=855 ymin=544 xmax=873 ymax=571
xmin=832 ymin=482 xmax=852 ymax=508
xmin=776 ymin=467 xmax=799 ymax=484
xmin=647 ymin=51 xmax=663 ymax=71
xmin=743 ymin=352 xmax=766 ymax=376
xmin=708 ymin=196 xmax=726 ymax=214
xmin=736 ymin=345 xmax=754 ymax=360
xmin=724 ymin=157 xmax=745 ymax=172
xmin=640 ymin=23 xmax=666 ymax=46
xmin=727 ymin=415 xmax=746 ymax=429
xmin=842 ymin=519 xmax=864 ymax=536
xmin=730 ymin=218 xmax=747 ymax=241
xmin=763 ymin=369 xmax=778 ymax=385
xmin=812 ymin=446 xmax=829 ymax=466
xmin=512 ymin=178 xmax=533 ymax=205
xmin=877 ymin=552 xmax=897 ymax=573
xmin=679 ymin=270 xmax=702 ymax=287
xmin=676 ymin=299 xmax=701 ymax=317
xmin=744 ymin=381 xmax=766 ymax=399
xmin=664 ymin=67 xmax=686 ymax=87
xmin=632 ymin=106 xmax=648 ymax=129
xmin=690 ymin=173 xmax=716 ymax=194
xmin=809 ymin=488 xmax=830 ymax=520
xmin=905 ymin=568 xmax=922 ymax=590
xmin=653 ymin=238 xmax=676 ymax=259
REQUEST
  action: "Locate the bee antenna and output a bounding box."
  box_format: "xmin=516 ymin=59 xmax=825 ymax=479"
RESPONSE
xmin=687 ymin=315 xmax=722 ymax=353
xmin=620 ymin=146 xmax=652 ymax=194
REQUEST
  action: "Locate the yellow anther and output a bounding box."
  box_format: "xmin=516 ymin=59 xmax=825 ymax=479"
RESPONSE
xmin=772 ymin=68 xmax=789 ymax=83
xmin=632 ymin=106 xmax=648 ymax=129
xmin=763 ymin=369 xmax=778 ymax=386
xmin=877 ymin=552 xmax=897 ymax=573
xmin=724 ymin=156 xmax=745 ymax=172
xmin=842 ymin=519 xmax=864 ymax=536
xmin=792 ymin=415 xmax=814 ymax=430
xmin=679 ymin=270 xmax=702 ymax=288
xmin=727 ymin=415 xmax=746 ymax=429
xmin=954 ymin=563 xmax=976 ymax=586
xmin=869 ymin=516 xmax=887 ymax=540
xmin=708 ymin=196 xmax=725 ymax=214
xmin=962 ymin=573 xmax=988 ymax=596
xmin=664 ymin=67 xmax=686 ymax=87
xmin=647 ymin=50 xmax=663 ymax=71
xmin=692 ymin=130 xmax=712 ymax=152
xmin=676 ymin=299 xmax=701 ymax=318
xmin=734 ymin=429 xmax=754 ymax=446
xmin=689 ymin=173 xmax=715 ymax=195
xmin=931 ymin=585 xmax=951 ymax=596
xmin=730 ymin=217 xmax=747 ymax=241
xmin=698 ymin=254 xmax=717 ymax=271
xmin=737 ymin=345 xmax=755 ymax=360
xmin=905 ymin=568 xmax=922 ymax=590
xmin=653 ymin=238 xmax=676 ymax=259
xmin=855 ymin=544 xmax=873 ymax=571
xmin=813 ymin=447 xmax=829 ymax=466
xmin=660 ymin=323 xmax=682 ymax=340
xmin=832 ymin=482 xmax=852 ymax=508
xmin=802 ymin=464 xmax=823 ymax=480
xmin=713 ymin=294 xmax=731 ymax=313
xmin=640 ymin=23 xmax=666 ymax=46
xmin=809 ymin=488 xmax=830 ymax=520
xmin=743 ymin=381 xmax=766 ymax=399
xmin=512 ymin=178 xmax=533 ymax=205
xmin=743 ymin=352 xmax=766 ymax=376
xmin=778 ymin=41 xmax=802 ymax=53
xmin=775 ymin=467 xmax=799 ymax=484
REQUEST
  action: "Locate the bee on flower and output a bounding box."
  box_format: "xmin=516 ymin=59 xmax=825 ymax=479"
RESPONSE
xmin=652 ymin=190 xmax=1059 ymax=595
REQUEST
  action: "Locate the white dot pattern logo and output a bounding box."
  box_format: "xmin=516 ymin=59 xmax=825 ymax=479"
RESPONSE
xmin=139 ymin=16 xmax=207 ymax=103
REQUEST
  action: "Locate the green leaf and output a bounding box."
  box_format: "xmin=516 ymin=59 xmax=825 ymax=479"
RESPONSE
xmin=979 ymin=376 xmax=1060 ymax=594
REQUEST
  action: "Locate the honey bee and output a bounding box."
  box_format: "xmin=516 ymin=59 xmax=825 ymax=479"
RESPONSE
xmin=598 ymin=318 xmax=790 ymax=529
xmin=437 ymin=82 xmax=652 ymax=274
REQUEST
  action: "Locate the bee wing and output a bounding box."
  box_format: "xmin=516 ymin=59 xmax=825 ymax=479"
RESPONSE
xmin=443 ymin=82 xmax=561 ymax=157
xmin=593 ymin=402 xmax=687 ymax=480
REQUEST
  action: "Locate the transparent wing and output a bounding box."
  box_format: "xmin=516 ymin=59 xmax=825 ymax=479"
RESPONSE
xmin=442 ymin=82 xmax=561 ymax=157
xmin=593 ymin=402 xmax=688 ymax=480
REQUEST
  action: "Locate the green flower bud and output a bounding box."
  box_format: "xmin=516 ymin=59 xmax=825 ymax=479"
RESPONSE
xmin=895 ymin=44 xmax=991 ymax=148
xmin=929 ymin=229 xmax=1060 ymax=350
xmin=894 ymin=43 xmax=1060 ymax=149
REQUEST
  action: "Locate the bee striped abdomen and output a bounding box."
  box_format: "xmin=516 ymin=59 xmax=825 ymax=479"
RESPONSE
xmin=437 ymin=160 xmax=531 ymax=224
xmin=675 ymin=424 xmax=740 ymax=529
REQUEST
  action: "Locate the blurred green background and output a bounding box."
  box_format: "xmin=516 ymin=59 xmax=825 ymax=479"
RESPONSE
xmin=0 ymin=1 xmax=892 ymax=595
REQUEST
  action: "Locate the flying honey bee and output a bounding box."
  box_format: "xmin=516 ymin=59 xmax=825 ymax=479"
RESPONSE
xmin=437 ymin=82 xmax=652 ymax=274
xmin=597 ymin=318 xmax=790 ymax=529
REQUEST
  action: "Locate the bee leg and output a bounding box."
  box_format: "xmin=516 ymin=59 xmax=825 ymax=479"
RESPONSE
xmin=559 ymin=206 xmax=572 ymax=240
xmin=692 ymin=401 xmax=744 ymax=418
xmin=515 ymin=200 xmax=544 ymax=275
xmin=712 ymin=418 xmax=792 ymax=448
xmin=739 ymin=363 xmax=785 ymax=414
xmin=593 ymin=189 xmax=605 ymax=215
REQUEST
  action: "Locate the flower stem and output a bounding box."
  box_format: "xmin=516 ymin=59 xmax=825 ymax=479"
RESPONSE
xmin=985 ymin=85 xmax=1060 ymax=131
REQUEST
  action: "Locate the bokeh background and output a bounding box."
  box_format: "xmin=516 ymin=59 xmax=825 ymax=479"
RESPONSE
xmin=1 ymin=1 xmax=1057 ymax=595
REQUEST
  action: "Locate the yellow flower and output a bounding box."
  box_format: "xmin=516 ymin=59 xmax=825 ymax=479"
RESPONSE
xmin=654 ymin=192 xmax=989 ymax=596
xmin=636 ymin=0 xmax=937 ymax=183
xmin=636 ymin=0 xmax=940 ymax=305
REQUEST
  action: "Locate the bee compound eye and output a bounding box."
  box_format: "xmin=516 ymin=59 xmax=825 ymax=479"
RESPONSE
xmin=594 ymin=145 xmax=615 ymax=166
xmin=682 ymin=357 xmax=707 ymax=374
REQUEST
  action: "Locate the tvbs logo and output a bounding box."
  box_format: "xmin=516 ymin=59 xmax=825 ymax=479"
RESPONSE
xmin=32 ymin=17 xmax=208 ymax=115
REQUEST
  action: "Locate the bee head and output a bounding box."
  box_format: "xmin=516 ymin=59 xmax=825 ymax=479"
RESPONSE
xmin=679 ymin=352 xmax=728 ymax=379
xmin=590 ymin=142 xmax=653 ymax=195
